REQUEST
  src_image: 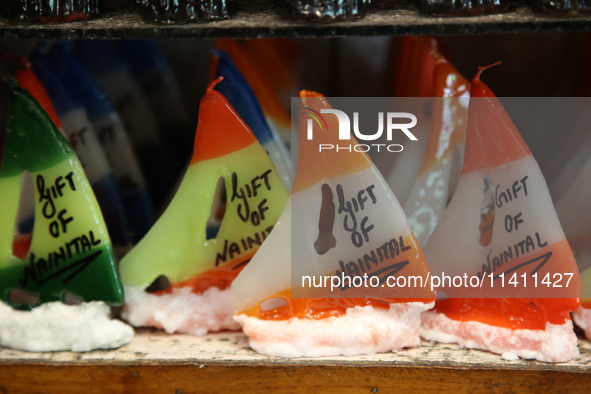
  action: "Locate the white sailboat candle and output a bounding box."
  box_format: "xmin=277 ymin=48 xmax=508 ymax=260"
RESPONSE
xmin=419 ymin=63 xmax=582 ymax=363
xmin=232 ymin=91 xmax=436 ymax=358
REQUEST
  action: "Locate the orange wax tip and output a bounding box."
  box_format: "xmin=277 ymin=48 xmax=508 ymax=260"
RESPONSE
xmin=461 ymin=62 xmax=532 ymax=175
xmin=430 ymin=47 xmax=449 ymax=65
xmin=292 ymin=90 xmax=372 ymax=194
xmin=471 ymin=61 xmax=502 ymax=98
xmin=190 ymin=77 xmax=257 ymax=165
xmin=8 ymin=53 xmax=63 ymax=130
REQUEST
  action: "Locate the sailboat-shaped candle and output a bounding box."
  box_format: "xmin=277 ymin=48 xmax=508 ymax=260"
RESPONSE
xmin=0 ymin=79 xmax=133 ymax=352
xmin=419 ymin=64 xmax=581 ymax=363
xmin=232 ymin=91 xmax=436 ymax=358
xmin=118 ymin=78 xmax=288 ymax=336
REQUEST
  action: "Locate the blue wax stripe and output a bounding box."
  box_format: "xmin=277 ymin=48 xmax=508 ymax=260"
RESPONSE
xmin=18 ymin=215 xmax=34 ymax=234
xmin=30 ymin=49 xmax=79 ymax=117
xmin=49 ymin=43 xmax=115 ymax=121
xmin=212 ymin=50 xmax=274 ymax=145
xmin=206 ymin=224 xmax=221 ymax=240
xmin=111 ymin=40 xmax=167 ymax=77
xmin=72 ymin=41 xmax=126 ymax=79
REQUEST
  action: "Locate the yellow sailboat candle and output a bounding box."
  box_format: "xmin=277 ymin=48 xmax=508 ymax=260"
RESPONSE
xmin=419 ymin=64 xmax=581 ymax=363
xmin=403 ymin=54 xmax=470 ymax=247
xmin=0 ymin=79 xmax=132 ymax=352
xmin=119 ymin=78 xmax=289 ymax=336
xmin=232 ymin=91 xmax=436 ymax=358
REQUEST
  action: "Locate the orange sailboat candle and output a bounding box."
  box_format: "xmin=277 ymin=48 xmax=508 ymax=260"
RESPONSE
xmin=232 ymin=91 xmax=436 ymax=358
xmin=419 ymin=63 xmax=581 ymax=363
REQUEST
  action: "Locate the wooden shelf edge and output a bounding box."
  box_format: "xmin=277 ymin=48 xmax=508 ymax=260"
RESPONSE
xmin=2 ymin=330 xmax=591 ymax=393
xmin=1 ymin=2 xmax=591 ymax=40
xmin=2 ymin=362 xmax=591 ymax=393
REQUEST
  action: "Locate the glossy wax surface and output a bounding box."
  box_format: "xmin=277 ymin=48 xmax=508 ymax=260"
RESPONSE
xmin=242 ymin=288 xmax=433 ymax=320
xmin=433 ymin=297 xmax=579 ymax=329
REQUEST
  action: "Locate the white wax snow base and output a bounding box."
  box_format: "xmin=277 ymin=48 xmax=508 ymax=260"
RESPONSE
xmin=123 ymin=286 xmax=241 ymax=336
xmin=573 ymin=306 xmax=591 ymax=340
xmin=501 ymin=352 xmax=519 ymax=361
xmin=0 ymin=301 xmax=133 ymax=352
xmin=420 ymin=310 xmax=578 ymax=363
xmin=234 ymin=302 xmax=434 ymax=358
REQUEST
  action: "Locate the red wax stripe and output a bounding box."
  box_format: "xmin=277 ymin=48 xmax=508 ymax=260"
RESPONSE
xmin=190 ymin=77 xmax=257 ymax=165
xmin=435 ymin=238 xmax=580 ymax=329
xmin=461 ymin=63 xmax=532 ymax=175
xmin=12 ymin=234 xmax=32 ymax=259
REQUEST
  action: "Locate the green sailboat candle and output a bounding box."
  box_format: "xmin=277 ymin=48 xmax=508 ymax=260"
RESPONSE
xmin=0 ymin=77 xmax=123 ymax=305
xmin=0 ymin=79 xmax=132 ymax=352
xmin=0 ymin=79 xmax=124 ymax=307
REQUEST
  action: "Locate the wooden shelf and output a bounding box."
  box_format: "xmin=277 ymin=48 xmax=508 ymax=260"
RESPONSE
xmin=1 ymin=328 xmax=591 ymax=393
xmin=1 ymin=0 xmax=591 ymax=40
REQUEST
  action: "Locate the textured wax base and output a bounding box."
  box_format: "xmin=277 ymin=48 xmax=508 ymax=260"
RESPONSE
xmin=573 ymin=306 xmax=591 ymax=340
xmin=123 ymin=286 xmax=241 ymax=336
xmin=0 ymin=301 xmax=133 ymax=352
xmin=234 ymin=302 xmax=434 ymax=358
xmin=420 ymin=310 xmax=579 ymax=363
